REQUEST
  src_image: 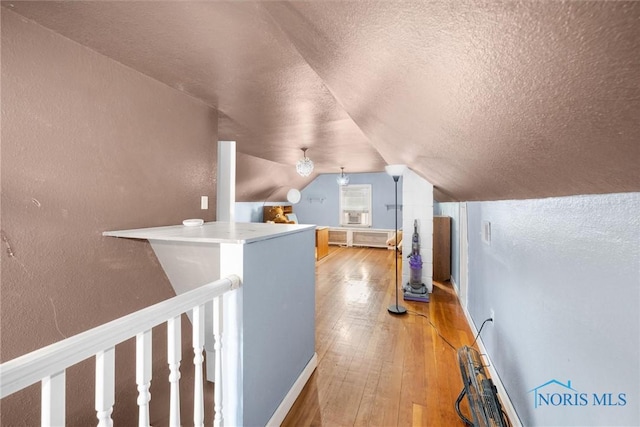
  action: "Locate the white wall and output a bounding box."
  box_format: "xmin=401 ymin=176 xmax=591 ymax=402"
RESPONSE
xmin=467 ymin=192 xmax=640 ymax=426
xmin=401 ymin=170 xmax=434 ymax=291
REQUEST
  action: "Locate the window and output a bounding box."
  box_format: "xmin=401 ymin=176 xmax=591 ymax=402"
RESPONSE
xmin=339 ymin=184 xmax=372 ymax=227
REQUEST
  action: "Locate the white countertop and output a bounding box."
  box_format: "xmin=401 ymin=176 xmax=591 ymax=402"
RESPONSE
xmin=103 ymin=221 xmax=315 ymax=244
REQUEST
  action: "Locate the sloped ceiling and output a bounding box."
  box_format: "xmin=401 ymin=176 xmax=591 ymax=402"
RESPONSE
xmin=3 ymin=1 xmax=639 ymax=202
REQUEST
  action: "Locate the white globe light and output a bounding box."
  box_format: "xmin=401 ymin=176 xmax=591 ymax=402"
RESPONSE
xmin=287 ymin=189 xmax=301 ymax=204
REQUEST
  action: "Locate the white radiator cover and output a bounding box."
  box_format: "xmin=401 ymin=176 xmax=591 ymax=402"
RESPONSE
xmin=328 ymin=227 xmax=394 ymax=249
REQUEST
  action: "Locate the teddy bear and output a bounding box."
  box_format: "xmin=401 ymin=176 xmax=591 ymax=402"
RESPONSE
xmin=267 ymin=206 xmax=295 ymax=224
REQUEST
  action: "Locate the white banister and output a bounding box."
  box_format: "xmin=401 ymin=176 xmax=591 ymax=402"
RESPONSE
xmin=192 ymin=304 xmax=205 ymax=427
xmin=136 ymin=330 xmax=152 ymax=427
xmin=0 ymin=275 xmax=240 ymax=399
xmin=0 ymin=274 xmax=241 ymax=426
xmin=167 ymin=316 xmax=181 ymax=427
xmin=95 ymin=347 xmax=115 ymax=427
xmin=41 ymin=370 xmax=65 ymax=427
xmin=213 ymin=295 xmax=224 ymax=427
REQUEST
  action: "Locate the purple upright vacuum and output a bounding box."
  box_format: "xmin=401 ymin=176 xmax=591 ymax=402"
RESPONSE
xmin=403 ymin=219 xmax=429 ymax=302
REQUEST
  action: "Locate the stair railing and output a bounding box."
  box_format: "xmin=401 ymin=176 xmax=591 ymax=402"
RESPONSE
xmin=0 ymin=274 xmax=241 ymax=427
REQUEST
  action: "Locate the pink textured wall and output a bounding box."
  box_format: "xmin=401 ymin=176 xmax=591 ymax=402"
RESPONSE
xmin=1 ymin=10 xmax=217 ymax=424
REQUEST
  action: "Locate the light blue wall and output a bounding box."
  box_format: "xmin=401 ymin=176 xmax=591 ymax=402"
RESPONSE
xmin=434 ymin=202 xmax=460 ymax=289
xmin=467 ymin=193 xmax=639 ymax=426
xmin=235 ymin=202 xmax=296 ymax=223
xmin=294 ymin=172 xmax=401 ymax=229
xmin=242 ymin=227 xmax=316 ymax=426
xmin=235 ymin=202 xmax=263 ymax=222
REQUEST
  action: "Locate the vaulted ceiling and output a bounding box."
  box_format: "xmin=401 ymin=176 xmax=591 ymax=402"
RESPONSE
xmin=4 ymin=1 xmax=639 ymax=202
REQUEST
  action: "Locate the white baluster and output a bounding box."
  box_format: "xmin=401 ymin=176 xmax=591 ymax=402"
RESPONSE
xmin=192 ymin=304 xmax=205 ymax=427
xmin=42 ymin=370 xmax=65 ymax=427
xmin=136 ymin=330 xmax=152 ymax=427
xmin=213 ymin=296 xmax=224 ymax=427
xmin=167 ymin=315 xmax=181 ymax=427
xmin=95 ymin=347 xmax=115 ymax=427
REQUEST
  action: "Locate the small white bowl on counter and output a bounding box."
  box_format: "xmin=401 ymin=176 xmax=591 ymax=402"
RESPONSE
xmin=182 ymin=219 xmax=204 ymax=227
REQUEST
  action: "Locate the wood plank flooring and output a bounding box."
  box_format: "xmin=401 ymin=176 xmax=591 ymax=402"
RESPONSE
xmin=282 ymin=246 xmax=479 ymax=427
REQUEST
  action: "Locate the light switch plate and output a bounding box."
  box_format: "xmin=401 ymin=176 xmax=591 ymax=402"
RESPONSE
xmin=482 ymin=220 xmax=491 ymax=245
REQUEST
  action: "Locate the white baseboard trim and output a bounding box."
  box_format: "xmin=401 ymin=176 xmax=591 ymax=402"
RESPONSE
xmin=458 ymin=300 xmax=523 ymax=427
xmin=450 ymin=276 xmax=458 ymax=293
xmin=266 ymin=352 xmax=318 ymax=426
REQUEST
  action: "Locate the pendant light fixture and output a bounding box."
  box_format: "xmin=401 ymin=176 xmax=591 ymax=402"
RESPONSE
xmin=336 ymin=167 xmax=350 ymax=186
xmin=296 ymin=148 xmax=314 ymax=177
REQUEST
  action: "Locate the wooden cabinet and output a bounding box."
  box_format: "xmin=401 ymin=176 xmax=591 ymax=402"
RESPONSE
xmin=316 ymin=227 xmax=329 ymax=260
xmin=433 ymin=216 xmax=451 ymax=282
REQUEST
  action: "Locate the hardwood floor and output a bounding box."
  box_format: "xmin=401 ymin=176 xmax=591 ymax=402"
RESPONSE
xmin=282 ymin=246 xmax=479 ymax=427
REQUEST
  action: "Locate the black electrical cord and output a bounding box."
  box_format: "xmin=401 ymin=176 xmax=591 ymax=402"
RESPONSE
xmin=471 ymin=317 xmax=493 ymax=347
xmin=408 ymin=311 xmax=510 ymax=426
xmin=502 ymin=409 xmax=513 ymax=427
xmin=407 ymin=310 xmax=458 ymax=351
xmin=408 ymin=310 xmax=493 ymax=351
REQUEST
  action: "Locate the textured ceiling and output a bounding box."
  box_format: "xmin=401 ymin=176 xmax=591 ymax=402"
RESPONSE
xmin=4 ymin=1 xmax=639 ymax=202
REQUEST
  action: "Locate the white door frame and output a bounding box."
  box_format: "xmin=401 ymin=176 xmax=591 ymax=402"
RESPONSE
xmin=459 ymin=202 xmax=469 ymax=308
